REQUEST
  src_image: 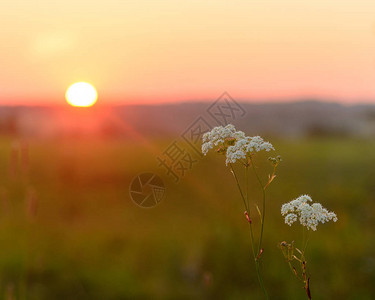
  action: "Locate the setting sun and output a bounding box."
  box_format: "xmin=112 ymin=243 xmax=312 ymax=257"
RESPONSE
xmin=66 ymin=82 xmax=98 ymax=107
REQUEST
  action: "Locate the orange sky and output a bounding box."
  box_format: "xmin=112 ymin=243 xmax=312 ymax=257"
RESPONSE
xmin=1 ymin=0 xmax=375 ymax=105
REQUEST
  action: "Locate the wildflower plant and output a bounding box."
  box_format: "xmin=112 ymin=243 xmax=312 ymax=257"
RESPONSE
xmin=279 ymin=195 xmax=337 ymax=299
xmin=202 ymin=124 xmax=280 ymax=299
xmin=202 ymin=124 xmax=338 ymax=299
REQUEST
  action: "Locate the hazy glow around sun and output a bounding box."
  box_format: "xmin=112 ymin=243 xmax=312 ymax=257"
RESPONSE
xmin=66 ymin=82 xmax=98 ymax=107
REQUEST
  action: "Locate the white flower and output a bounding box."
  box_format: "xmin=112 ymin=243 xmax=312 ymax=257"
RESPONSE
xmin=245 ymin=136 xmax=274 ymax=153
xmin=226 ymin=136 xmax=274 ymax=165
xmin=201 ymin=124 xmax=237 ymax=155
xmin=281 ymin=194 xmax=312 ymax=216
xmin=233 ymin=130 xmax=246 ymax=140
xmin=281 ymin=195 xmax=337 ymax=231
xmin=226 ymin=145 xmax=247 ymax=164
xmin=201 ymin=124 xmax=275 ymax=165
xmin=226 ymin=137 xmax=249 ymax=164
xmin=285 ymin=213 xmax=298 ymax=226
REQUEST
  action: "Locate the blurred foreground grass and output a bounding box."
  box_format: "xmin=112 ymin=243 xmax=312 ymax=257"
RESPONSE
xmin=0 ymin=136 xmax=373 ymax=299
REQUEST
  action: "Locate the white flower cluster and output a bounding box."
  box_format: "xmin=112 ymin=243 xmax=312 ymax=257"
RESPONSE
xmin=281 ymin=195 xmax=338 ymax=231
xmin=226 ymin=136 xmax=274 ymax=165
xmin=201 ymin=124 xmax=274 ymax=165
xmin=201 ymin=124 xmax=238 ymax=155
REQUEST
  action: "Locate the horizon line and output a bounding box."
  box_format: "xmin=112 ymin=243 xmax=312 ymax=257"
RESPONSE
xmin=0 ymin=98 xmax=374 ymax=108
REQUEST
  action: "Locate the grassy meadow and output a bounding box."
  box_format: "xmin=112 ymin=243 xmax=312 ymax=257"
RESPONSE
xmin=0 ymin=136 xmax=373 ymax=299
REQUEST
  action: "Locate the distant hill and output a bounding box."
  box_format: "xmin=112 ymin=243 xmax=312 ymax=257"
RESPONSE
xmin=0 ymin=101 xmax=374 ymax=138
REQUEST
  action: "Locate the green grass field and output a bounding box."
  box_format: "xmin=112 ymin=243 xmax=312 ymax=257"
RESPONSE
xmin=0 ymin=136 xmax=373 ymax=299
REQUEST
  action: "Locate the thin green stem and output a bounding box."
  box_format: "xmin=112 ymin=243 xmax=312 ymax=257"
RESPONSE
xmin=245 ymin=164 xmax=249 ymax=209
xmin=229 ymin=164 xmax=248 ymax=211
xmin=250 ymin=158 xmax=266 ymax=254
xmin=300 ymin=227 xmax=311 ymax=300
xmin=230 ymin=164 xmax=268 ymax=299
xmin=255 ymin=259 xmax=268 ymax=299
xmin=244 ymin=166 xmax=256 ymax=259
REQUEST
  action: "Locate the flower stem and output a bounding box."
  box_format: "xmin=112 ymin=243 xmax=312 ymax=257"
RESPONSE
xmin=229 ymin=164 xmax=269 ymax=299
xmin=301 ymin=228 xmax=311 ymax=299
xmin=229 ymin=164 xmax=248 ymax=211
xmin=245 ymin=164 xmax=249 ymax=209
xmin=250 ymin=158 xmax=266 ymax=255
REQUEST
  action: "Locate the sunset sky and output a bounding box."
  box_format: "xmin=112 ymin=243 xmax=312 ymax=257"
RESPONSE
xmin=1 ymin=0 xmax=375 ymax=105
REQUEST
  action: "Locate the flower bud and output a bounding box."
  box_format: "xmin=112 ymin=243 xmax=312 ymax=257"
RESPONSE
xmin=244 ymin=211 xmax=252 ymax=223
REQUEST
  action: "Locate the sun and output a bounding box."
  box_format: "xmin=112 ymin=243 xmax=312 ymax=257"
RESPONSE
xmin=65 ymin=82 xmax=98 ymax=107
